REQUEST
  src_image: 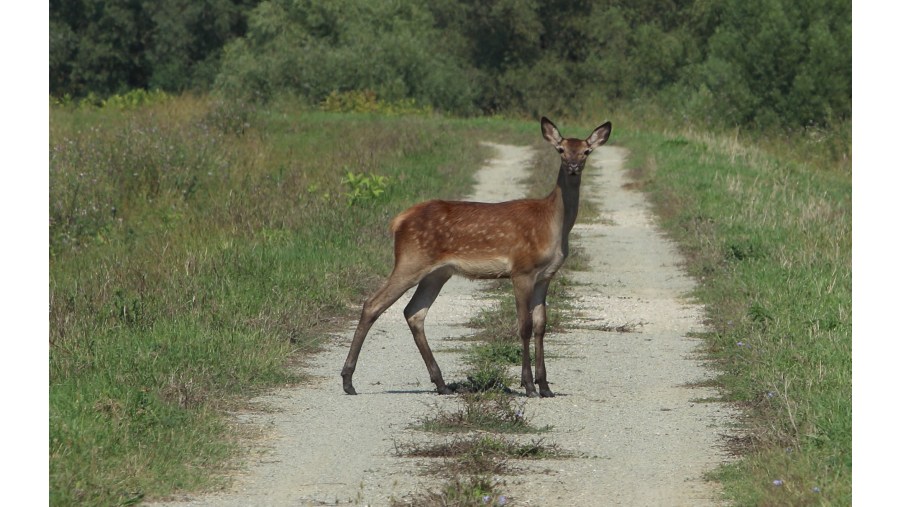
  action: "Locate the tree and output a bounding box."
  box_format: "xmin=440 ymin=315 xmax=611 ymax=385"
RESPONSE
xmin=49 ymin=0 xmax=258 ymax=97
xmin=686 ymin=0 xmax=851 ymax=127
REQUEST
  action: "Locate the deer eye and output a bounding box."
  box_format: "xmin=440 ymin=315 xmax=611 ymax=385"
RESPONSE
xmin=556 ymin=146 xmax=564 ymax=154
xmin=584 ymin=149 xmax=593 ymax=155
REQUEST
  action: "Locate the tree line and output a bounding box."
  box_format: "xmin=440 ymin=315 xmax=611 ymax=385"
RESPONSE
xmin=50 ymin=0 xmax=850 ymax=129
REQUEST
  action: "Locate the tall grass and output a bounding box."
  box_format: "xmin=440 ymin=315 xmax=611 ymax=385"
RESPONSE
xmin=49 ymin=96 xmax=506 ymax=505
xmin=618 ymin=120 xmax=851 ymax=505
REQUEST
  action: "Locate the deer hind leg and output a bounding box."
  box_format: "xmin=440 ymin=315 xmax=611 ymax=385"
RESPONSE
xmin=341 ymin=264 xmax=424 ymax=395
xmin=531 ymin=280 xmax=554 ymax=398
xmin=512 ymin=275 xmax=538 ymax=398
xmin=404 ymin=266 xmax=454 ymax=394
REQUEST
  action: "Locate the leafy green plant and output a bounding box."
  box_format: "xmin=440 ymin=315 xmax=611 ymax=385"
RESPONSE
xmin=341 ymin=170 xmax=390 ymax=206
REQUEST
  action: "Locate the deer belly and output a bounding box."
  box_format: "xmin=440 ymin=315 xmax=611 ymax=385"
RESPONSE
xmin=450 ymin=257 xmax=512 ymax=279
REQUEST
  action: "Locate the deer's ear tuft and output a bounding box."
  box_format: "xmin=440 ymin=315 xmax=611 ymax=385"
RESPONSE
xmin=587 ymin=122 xmax=612 ymax=148
xmin=541 ymin=117 xmax=563 ymax=145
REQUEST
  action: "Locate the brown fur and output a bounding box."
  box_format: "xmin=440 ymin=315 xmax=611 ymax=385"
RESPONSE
xmin=391 ymin=198 xmax=557 ymax=279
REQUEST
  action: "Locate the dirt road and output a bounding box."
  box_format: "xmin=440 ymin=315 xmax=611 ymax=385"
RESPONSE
xmin=155 ymin=142 xmax=734 ymax=506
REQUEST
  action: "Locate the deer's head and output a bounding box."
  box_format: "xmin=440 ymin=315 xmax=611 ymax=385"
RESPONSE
xmin=541 ymin=117 xmax=612 ymax=176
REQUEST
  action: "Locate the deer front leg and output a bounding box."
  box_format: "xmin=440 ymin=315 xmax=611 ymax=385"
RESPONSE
xmin=513 ymin=276 xmax=538 ymax=398
xmin=531 ymin=280 xmax=554 ymax=398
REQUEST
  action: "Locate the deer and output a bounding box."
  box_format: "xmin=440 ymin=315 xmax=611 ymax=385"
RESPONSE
xmin=341 ymin=117 xmax=612 ymax=398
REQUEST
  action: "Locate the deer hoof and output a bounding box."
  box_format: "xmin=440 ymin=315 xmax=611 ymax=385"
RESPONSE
xmin=539 ymin=388 xmax=555 ymax=398
xmin=525 ymin=389 xmax=540 ymax=398
xmin=343 ymin=381 xmax=358 ymax=395
xmin=436 ymin=385 xmax=454 ymax=395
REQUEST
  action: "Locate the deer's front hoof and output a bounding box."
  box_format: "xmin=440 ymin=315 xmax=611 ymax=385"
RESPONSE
xmin=342 ymin=375 xmax=357 ymax=395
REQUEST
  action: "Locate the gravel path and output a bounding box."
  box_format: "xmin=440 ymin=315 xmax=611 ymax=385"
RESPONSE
xmin=154 ymin=142 xmax=734 ymax=506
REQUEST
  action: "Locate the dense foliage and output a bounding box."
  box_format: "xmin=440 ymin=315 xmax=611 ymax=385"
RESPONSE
xmin=50 ymin=0 xmax=850 ymax=128
xmin=215 ymin=0 xmax=479 ymax=113
xmin=50 ymin=0 xmax=260 ymax=97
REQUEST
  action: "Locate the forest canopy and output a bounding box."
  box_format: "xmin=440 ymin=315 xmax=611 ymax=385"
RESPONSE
xmin=50 ymin=0 xmax=851 ymax=129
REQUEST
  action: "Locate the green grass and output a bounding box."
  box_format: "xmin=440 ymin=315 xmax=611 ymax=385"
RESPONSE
xmin=618 ymin=123 xmax=851 ymax=505
xmin=49 ymin=96 xmax=535 ymax=505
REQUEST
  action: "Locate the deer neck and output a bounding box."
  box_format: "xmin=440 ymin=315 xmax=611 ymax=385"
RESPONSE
xmin=549 ymin=164 xmax=582 ymax=256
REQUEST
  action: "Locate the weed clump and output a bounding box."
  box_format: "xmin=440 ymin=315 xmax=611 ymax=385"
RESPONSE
xmin=397 ymin=434 xmax=565 ymax=476
xmin=392 ymin=476 xmax=509 ymax=507
xmin=417 ymin=392 xmax=549 ymax=436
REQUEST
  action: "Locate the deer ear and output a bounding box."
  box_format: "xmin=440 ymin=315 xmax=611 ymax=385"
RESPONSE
xmin=541 ymin=117 xmax=563 ymax=145
xmin=587 ymin=122 xmax=612 ymax=148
